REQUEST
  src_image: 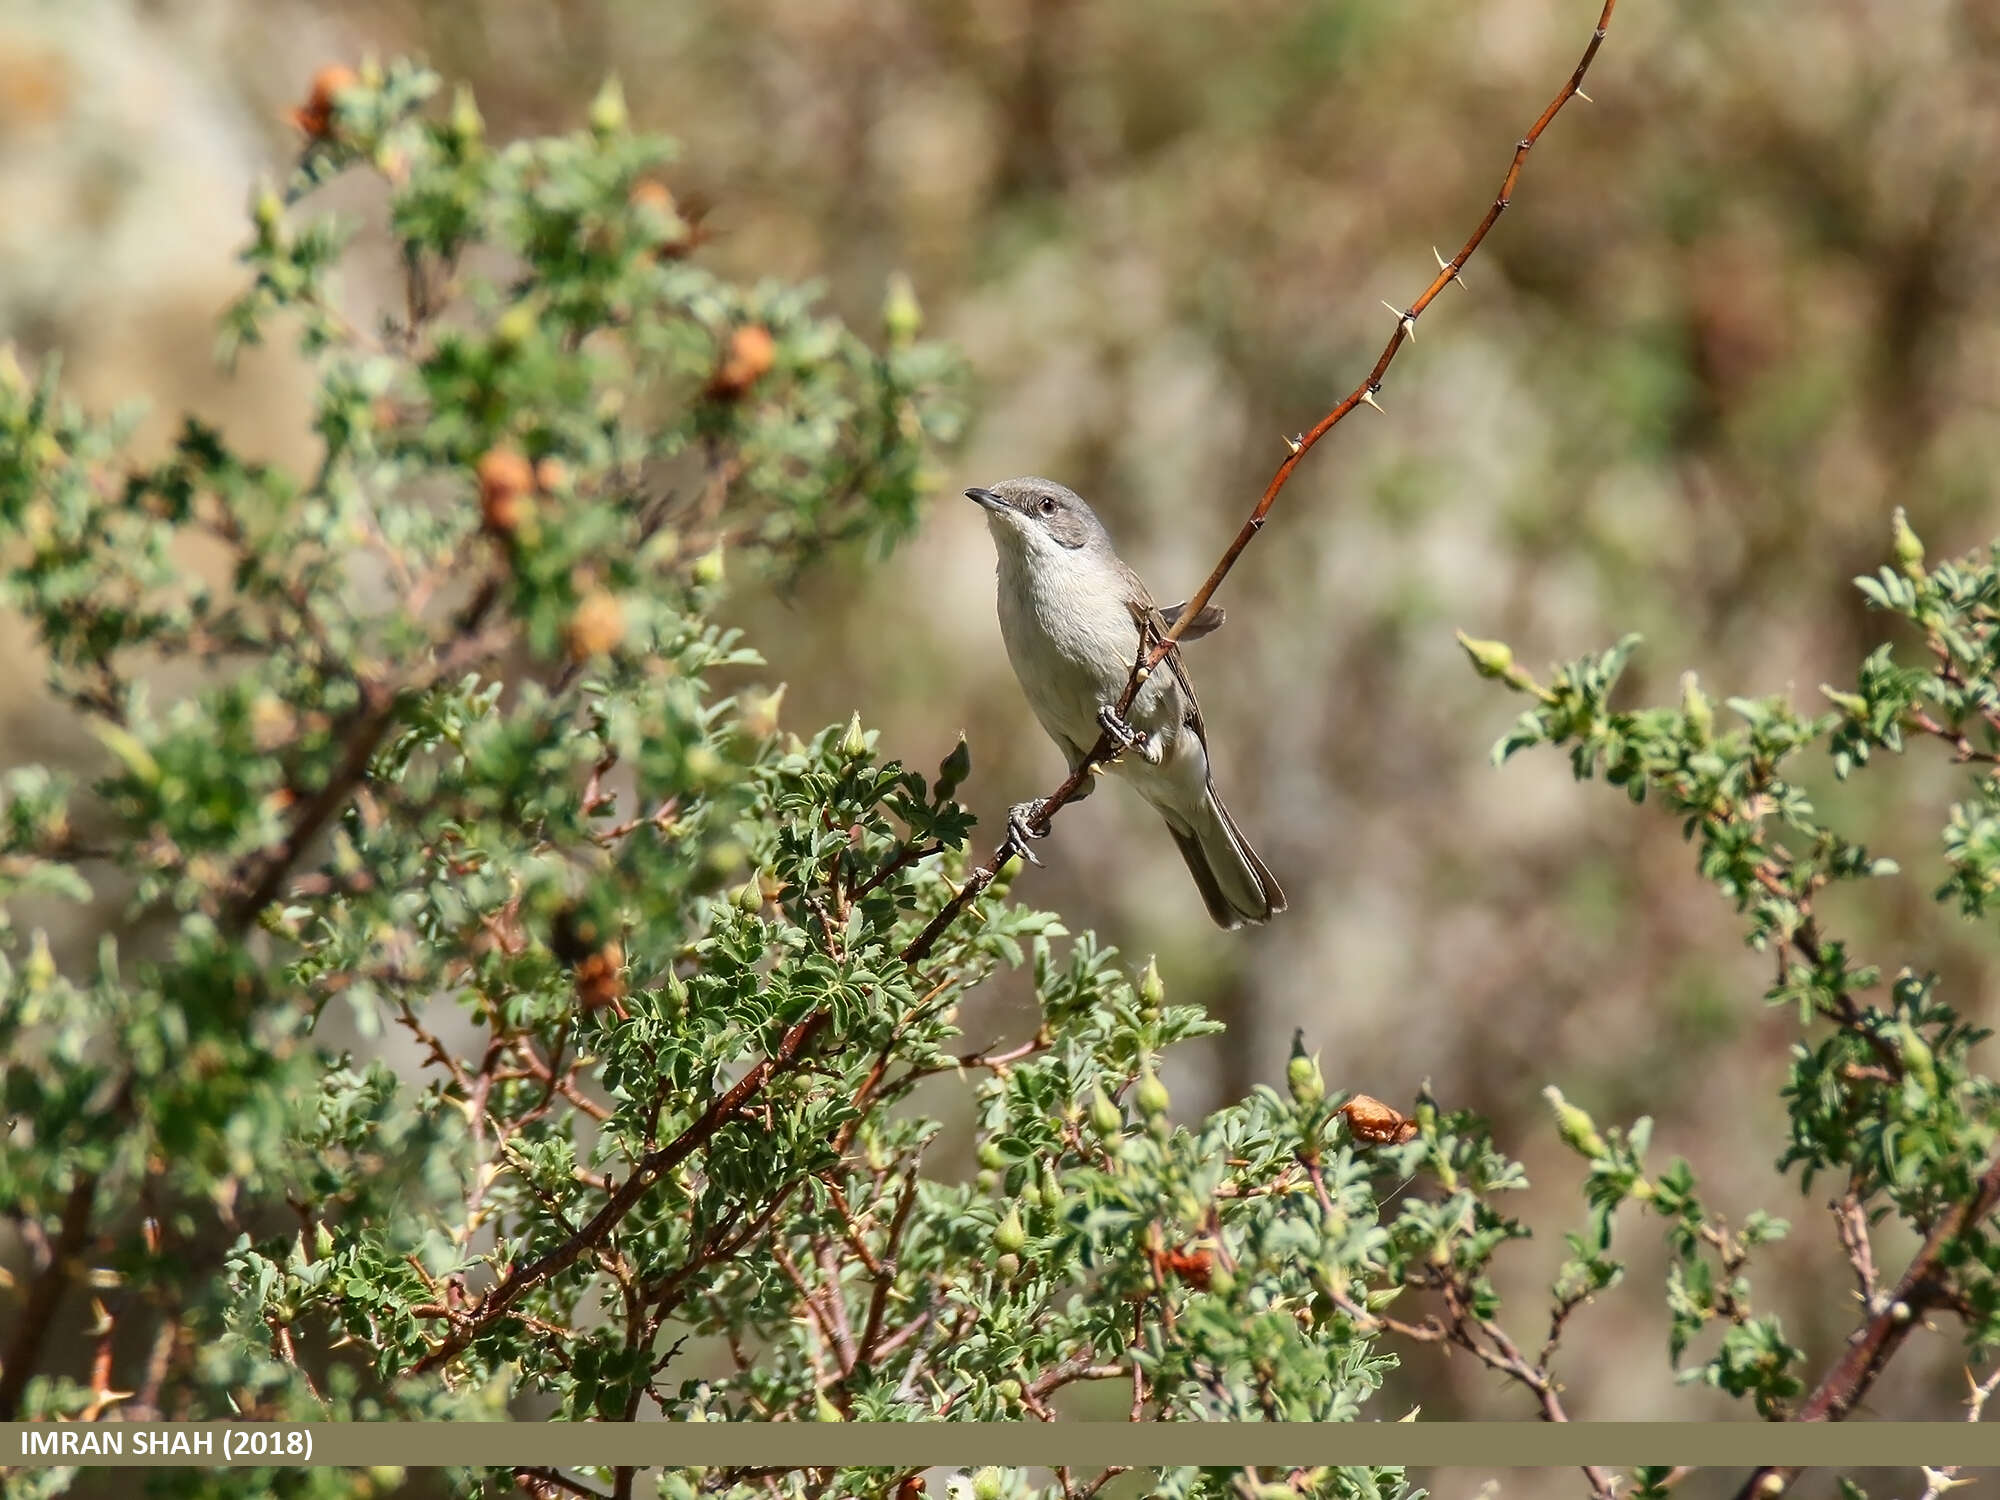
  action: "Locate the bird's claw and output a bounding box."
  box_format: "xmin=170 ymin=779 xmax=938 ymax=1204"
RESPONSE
xmin=1007 ymin=799 xmax=1050 ymax=865
xmin=1097 ymin=704 xmax=1142 ymax=751
xmin=1097 ymin=705 xmax=1160 ymax=765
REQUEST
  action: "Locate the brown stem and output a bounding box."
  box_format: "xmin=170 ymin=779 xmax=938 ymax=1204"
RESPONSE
xmin=1733 ymin=1149 xmax=2000 ymax=1500
xmin=1027 ymin=1352 xmax=1124 ymax=1399
xmin=901 ymin=0 xmax=1619 ymax=966
xmin=1440 ymin=1287 xmax=1619 ymax=1500
xmin=856 ymin=1167 xmax=921 ymax=1365
xmin=1833 ymin=1191 xmax=1879 ymax=1307
xmin=515 ymin=1038 xmax=612 ymax=1122
xmin=0 ymin=1065 xmax=138 ymax=1420
xmin=1130 ymin=1299 xmax=1149 ymax=1420
xmin=227 ymin=579 xmax=504 ymax=933
xmin=515 ymin=1469 xmax=613 ymax=1500
xmin=129 ymin=1311 xmax=183 ymax=1422
xmin=410 ymin=1006 xmax=834 ymax=1375
xmin=772 ymin=1239 xmax=851 ymax=1377
xmin=1149 ymin=3 xmax=1616 ymax=671
xmin=0 ymin=1171 xmax=99 ymax=1419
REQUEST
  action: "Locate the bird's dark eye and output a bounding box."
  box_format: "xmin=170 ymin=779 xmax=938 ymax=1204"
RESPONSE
xmin=1038 ymin=497 xmax=1057 ymax=516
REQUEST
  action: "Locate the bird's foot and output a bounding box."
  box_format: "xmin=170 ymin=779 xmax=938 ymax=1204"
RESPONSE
xmin=1006 ymin=798 xmax=1051 ymax=866
xmin=1097 ymin=705 xmax=1162 ymax=765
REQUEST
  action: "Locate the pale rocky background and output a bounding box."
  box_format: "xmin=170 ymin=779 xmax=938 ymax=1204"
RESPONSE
xmin=7 ymin=0 xmax=2000 ymax=1487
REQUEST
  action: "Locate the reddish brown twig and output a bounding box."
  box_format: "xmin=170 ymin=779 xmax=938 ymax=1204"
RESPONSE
xmin=409 ymin=1006 xmax=834 ymax=1375
xmin=224 ymin=579 xmax=506 ymax=932
xmin=903 ymin=0 xmax=1618 ymax=966
xmin=1734 ymin=1148 xmax=2000 ymax=1500
xmin=0 ymin=1173 xmax=100 ymax=1419
xmin=1833 ymin=1191 xmax=1879 ymax=1307
xmin=1917 ymin=1368 xmax=2000 ymax=1500
xmin=515 ymin=1468 xmax=612 ymax=1500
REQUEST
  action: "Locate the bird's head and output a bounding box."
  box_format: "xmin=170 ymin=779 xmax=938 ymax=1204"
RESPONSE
xmin=964 ymin=477 xmax=1111 ymax=560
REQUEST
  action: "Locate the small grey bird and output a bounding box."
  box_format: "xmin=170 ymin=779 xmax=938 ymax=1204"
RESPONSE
xmin=966 ymin=476 xmax=1286 ymax=928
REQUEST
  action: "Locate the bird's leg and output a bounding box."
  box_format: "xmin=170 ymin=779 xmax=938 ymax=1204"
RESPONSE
xmin=1097 ymin=705 xmax=1163 ymax=766
xmin=1006 ymin=798 xmax=1051 ymax=865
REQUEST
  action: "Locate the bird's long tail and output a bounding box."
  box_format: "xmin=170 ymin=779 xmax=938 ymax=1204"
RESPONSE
xmin=1164 ymin=785 xmax=1286 ymax=929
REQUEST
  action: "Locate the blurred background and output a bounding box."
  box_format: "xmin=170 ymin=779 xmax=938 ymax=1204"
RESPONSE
xmin=7 ymin=0 xmax=2000 ymax=1473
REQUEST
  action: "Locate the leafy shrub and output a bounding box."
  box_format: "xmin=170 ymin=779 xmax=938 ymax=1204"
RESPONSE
xmin=0 ymin=62 xmax=1410 ymax=1500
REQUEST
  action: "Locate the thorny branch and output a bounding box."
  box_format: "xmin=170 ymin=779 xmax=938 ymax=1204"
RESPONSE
xmin=0 ymin=1160 xmax=112 ymax=1419
xmin=1299 ymin=1152 xmax=1618 ymax=1500
xmin=902 ymin=0 xmax=1619 ymax=965
xmin=515 ymin=1468 xmax=613 ymax=1500
xmin=409 ymin=1006 xmax=835 ymax=1375
xmin=1916 ymin=1367 xmax=2000 ymax=1500
xmin=1733 ymin=1148 xmax=2000 ymax=1500
xmin=1833 ymin=1192 xmax=1879 ymax=1308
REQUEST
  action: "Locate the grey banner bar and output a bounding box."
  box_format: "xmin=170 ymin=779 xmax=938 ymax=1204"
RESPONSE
xmin=0 ymin=1423 xmax=1988 ymax=1470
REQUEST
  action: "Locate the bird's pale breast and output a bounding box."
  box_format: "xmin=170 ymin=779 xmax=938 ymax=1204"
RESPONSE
xmin=994 ymin=543 xmax=1197 ymax=796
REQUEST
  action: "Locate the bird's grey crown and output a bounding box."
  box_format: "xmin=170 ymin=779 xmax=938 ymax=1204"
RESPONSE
xmin=965 ymin=476 xmax=1109 ymax=552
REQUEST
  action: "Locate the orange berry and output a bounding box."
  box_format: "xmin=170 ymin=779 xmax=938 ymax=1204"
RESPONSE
xmin=292 ymin=64 xmax=359 ymax=139
xmin=574 ymin=941 xmax=626 ymax=1013
xmin=629 ymin=180 xmax=675 ymax=214
xmin=628 ymin=180 xmax=690 ymax=258
xmin=566 ymin=589 xmax=626 ymax=661
xmin=709 ymin=324 xmax=775 ymax=397
xmin=1163 ymin=1245 xmax=1214 ymax=1290
xmin=476 ymin=446 xmax=534 ymax=535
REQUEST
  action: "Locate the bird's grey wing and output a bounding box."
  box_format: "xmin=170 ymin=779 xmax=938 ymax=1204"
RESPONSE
xmin=1115 ymin=558 xmax=1156 ymax=614
xmin=1115 ymin=562 xmax=1200 ymax=733
xmin=1159 ymin=600 xmax=1226 ymax=641
xmin=1129 ymin=598 xmax=1208 ymax=747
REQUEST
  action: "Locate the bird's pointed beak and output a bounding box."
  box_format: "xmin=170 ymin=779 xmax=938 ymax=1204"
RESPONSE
xmin=964 ymin=487 xmax=1005 ymax=512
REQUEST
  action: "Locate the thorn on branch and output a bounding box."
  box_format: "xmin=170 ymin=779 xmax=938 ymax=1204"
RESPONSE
xmin=1433 ymin=245 xmax=1467 ymax=289
xmin=1382 ymin=301 xmax=1418 ymax=340
xmin=1359 ymin=387 xmax=1385 ymax=414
